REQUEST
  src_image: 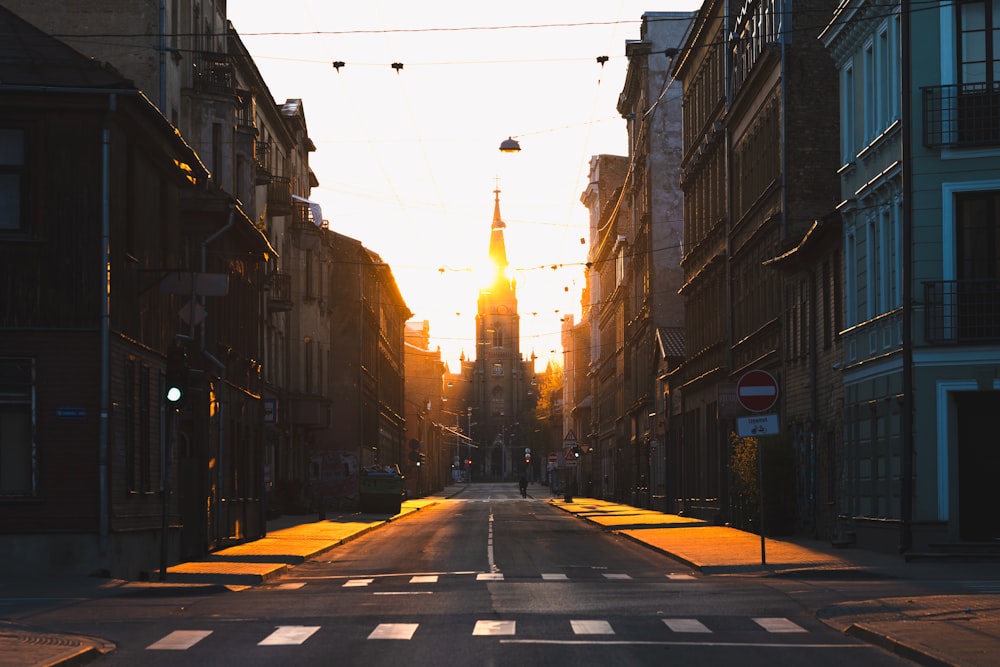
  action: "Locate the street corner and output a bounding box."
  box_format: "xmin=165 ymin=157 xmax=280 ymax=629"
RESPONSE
xmin=0 ymin=623 xmax=116 ymax=667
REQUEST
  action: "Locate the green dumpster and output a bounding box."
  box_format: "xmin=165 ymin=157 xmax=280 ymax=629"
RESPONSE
xmin=359 ymin=465 xmax=405 ymax=514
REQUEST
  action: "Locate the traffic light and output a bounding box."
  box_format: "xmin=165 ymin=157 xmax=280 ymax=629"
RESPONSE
xmin=408 ymin=449 xmax=426 ymax=467
xmin=165 ymin=346 xmax=187 ymax=405
xmin=524 ymin=454 xmax=531 ymax=464
xmin=571 ymin=446 xmax=581 ymax=459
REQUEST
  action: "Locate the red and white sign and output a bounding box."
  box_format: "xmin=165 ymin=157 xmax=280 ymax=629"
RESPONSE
xmin=736 ymin=370 xmax=778 ymax=412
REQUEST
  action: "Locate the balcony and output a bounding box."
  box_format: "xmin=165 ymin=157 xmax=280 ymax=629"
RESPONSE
xmin=925 ymin=279 xmax=1000 ymax=343
xmin=267 ymin=271 xmax=293 ymax=313
xmin=923 ymin=83 xmax=1000 ymax=148
xmin=267 ymin=176 xmax=292 ymax=215
xmin=191 ymin=51 xmax=233 ymax=95
xmin=255 ymin=141 xmax=272 ymax=184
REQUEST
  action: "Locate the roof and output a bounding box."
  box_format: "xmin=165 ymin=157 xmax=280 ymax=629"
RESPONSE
xmin=0 ymin=6 xmax=132 ymax=88
xmin=656 ymin=326 xmax=686 ymax=360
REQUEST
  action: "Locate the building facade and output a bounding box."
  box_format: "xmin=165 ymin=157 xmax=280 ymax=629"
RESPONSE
xmin=672 ymin=0 xmax=841 ymax=531
xmin=823 ymin=0 xmax=1000 ymax=553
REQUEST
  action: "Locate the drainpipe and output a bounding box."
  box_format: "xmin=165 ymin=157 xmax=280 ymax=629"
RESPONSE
xmin=98 ymin=94 xmax=117 ymax=556
xmin=158 ymin=0 xmax=166 ymax=109
xmin=201 ymin=205 xmax=234 ymax=543
xmin=899 ymin=0 xmax=914 ymax=555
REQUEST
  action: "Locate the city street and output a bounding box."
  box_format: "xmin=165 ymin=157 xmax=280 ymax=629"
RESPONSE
xmin=1 ymin=484 xmax=914 ymax=666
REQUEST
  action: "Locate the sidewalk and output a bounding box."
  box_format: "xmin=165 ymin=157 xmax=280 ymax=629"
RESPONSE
xmin=3 ymin=488 xmax=998 ymax=666
xmin=552 ymin=497 xmax=1000 ymax=667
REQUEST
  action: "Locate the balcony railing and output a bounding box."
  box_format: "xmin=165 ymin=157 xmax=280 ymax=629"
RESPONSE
xmin=267 ymin=271 xmax=293 ymax=313
xmin=923 ymin=82 xmax=1000 ymax=148
xmin=191 ymin=51 xmax=233 ymax=94
xmin=925 ymin=279 xmax=1000 ymax=343
xmin=267 ymin=176 xmax=292 ymax=215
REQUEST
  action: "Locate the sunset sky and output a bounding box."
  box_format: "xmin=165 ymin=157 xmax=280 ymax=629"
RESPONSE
xmin=227 ymin=1 xmax=700 ymax=372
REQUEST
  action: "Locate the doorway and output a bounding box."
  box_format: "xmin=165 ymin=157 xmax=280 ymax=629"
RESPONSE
xmin=957 ymin=390 xmax=1000 ymax=541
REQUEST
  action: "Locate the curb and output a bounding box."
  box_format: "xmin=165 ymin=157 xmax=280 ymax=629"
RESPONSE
xmin=846 ymin=623 xmax=956 ymax=667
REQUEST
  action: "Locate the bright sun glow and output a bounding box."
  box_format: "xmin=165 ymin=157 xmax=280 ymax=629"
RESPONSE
xmin=227 ymin=0 xmax=702 ymax=371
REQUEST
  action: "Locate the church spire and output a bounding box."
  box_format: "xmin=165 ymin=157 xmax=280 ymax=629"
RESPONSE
xmin=488 ymin=187 xmax=509 ymax=273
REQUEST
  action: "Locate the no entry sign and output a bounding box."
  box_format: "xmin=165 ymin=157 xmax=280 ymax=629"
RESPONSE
xmin=736 ymin=370 xmax=778 ymax=412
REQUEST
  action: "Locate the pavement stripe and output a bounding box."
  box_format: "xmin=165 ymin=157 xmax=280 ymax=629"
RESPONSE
xmin=477 ymin=573 xmax=504 ymax=581
xmin=663 ymin=618 xmax=712 ymax=633
xmin=147 ymin=630 xmax=213 ymax=650
xmin=603 ymin=573 xmax=632 ymax=580
xmin=571 ymin=620 xmax=615 ymax=635
xmin=368 ymin=623 xmax=419 ymax=640
xmin=473 ymin=620 xmax=516 ymax=636
xmin=258 ymin=626 xmax=320 ymax=645
xmin=753 ymin=617 xmax=807 ymax=633
xmin=541 ymin=573 xmax=569 ymax=580
xmin=666 ymin=573 xmax=696 ymax=580
xmin=343 ymin=579 xmax=374 ymax=587
xmin=409 ymin=575 xmax=438 ymax=583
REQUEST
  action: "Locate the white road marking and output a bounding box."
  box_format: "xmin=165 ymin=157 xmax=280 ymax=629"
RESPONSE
xmin=476 ymin=573 xmax=504 ymax=581
xmin=754 ymin=617 xmax=807 ymax=633
xmin=409 ymin=575 xmax=438 ymax=583
xmin=374 ymin=591 xmax=433 ymax=595
xmin=570 ymin=620 xmax=615 ymax=635
xmin=501 ymin=640 xmax=868 ymax=648
xmin=343 ymin=579 xmax=374 ymax=587
xmin=603 ymin=573 xmax=632 ymax=580
xmin=274 ymin=582 xmax=307 ymax=589
xmin=666 ymin=573 xmax=696 ymax=580
xmin=487 ymin=511 xmax=500 ymax=573
xmin=258 ymin=626 xmax=320 ymax=645
xmin=368 ymin=623 xmax=419 ymax=640
xmin=473 ymin=620 xmax=516 ymax=636
xmin=541 ymin=573 xmax=569 ymax=580
xmin=663 ymin=618 xmax=712 ymax=633
xmin=147 ymin=630 xmax=213 ymax=650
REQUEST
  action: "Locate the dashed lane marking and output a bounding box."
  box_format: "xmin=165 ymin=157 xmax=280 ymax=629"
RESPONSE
xmin=343 ymin=579 xmax=374 ymax=588
xmin=368 ymin=623 xmax=419 ymax=640
xmin=472 ymin=620 xmax=516 ymax=636
xmin=753 ymin=617 xmax=807 ymax=633
xmin=257 ymin=626 xmax=320 ymax=646
xmin=571 ymin=620 xmax=615 ymax=635
xmin=147 ymin=630 xmax=213 ymax=650
xmin=663 ymin=619 xmax=712 ymax=633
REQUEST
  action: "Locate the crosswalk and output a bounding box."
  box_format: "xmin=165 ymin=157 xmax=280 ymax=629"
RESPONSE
xmin=144 ymin=616 xmax=814 ymax=650
xmin=283 ymin=571 xmax=698 ymax=587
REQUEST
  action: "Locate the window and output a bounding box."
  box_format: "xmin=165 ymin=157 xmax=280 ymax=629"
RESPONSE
xmin=492 ymin=362 xmax=504 ymax=376
xmin=0 ymin=128 xmax=26 ymax=231
xmin=957 ymin=190 xmax=1000 ymax=279
xmin=0 ymin=358 xmax=35 ymax=497
xmin=864 ymin=40 xmax=876 ymax=141
xmin=841 ymin=63 xmax=855 ymax=163
xmin=956 ymin=0 xmax=1000 ymax=142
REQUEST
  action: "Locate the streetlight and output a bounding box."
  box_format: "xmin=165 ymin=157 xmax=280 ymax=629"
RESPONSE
xmin=499 ymin=136 xmax=521 ymax=153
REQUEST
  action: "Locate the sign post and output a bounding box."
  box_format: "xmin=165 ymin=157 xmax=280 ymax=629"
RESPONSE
xmin=736 ymin=370 xmax=779 ymax=567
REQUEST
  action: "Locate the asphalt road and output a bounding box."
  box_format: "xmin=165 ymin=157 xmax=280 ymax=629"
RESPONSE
xmin=14 ymin=484 xmax=914 ymax=666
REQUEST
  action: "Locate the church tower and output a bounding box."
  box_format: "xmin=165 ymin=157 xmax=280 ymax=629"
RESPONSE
xmin=471 ymin=188 xmax=536 ymax=479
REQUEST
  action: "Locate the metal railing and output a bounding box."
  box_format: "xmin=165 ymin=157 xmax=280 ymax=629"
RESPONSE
xmin=924 ymin=279 xmax=1000 ymax=343
xmin=191 ymin=51 xmax=233 ymax=94
xmin=923 ymin=82 xmax=1000 ymax=148
xmin=267 ymin=176 xmax=292 ymax=214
